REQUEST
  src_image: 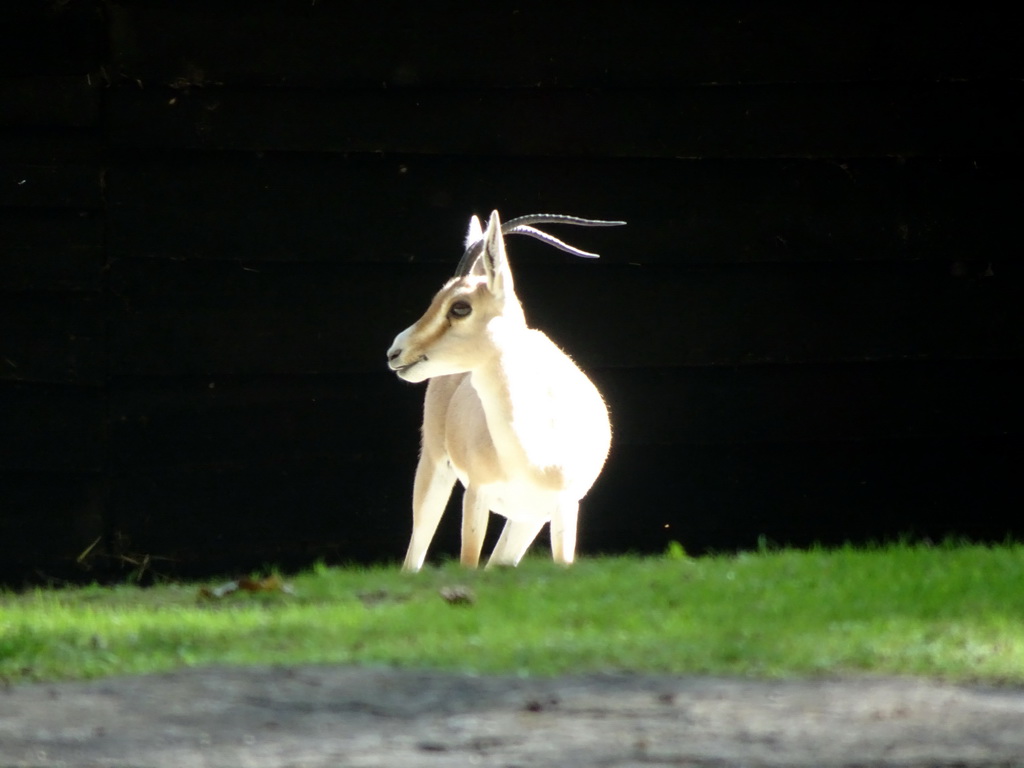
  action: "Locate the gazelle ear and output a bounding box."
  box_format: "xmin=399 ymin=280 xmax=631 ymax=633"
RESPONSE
xmin=465 ymin=214 xmax=488 ymax=277
xmin=481 ymin=210 xmax=513 ymax=298
xmin=465 ymin=215 xmax=483 ymax=250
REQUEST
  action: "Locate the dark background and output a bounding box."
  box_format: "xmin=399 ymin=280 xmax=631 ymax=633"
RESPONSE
xmin=2 ymin=2 xmax=1021 ymax=585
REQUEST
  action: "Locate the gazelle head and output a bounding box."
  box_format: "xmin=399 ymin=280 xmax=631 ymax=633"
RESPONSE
xmin=387 ymin=211 xmax=517 ymax=383
xmin=387 ymin=210 xmax=624 ymax=383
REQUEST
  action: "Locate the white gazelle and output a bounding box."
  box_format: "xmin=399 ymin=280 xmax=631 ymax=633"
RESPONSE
xmin=387 ymin=210 xmax=622 ymax=571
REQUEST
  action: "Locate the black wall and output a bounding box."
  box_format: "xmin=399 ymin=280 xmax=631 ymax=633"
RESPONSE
xmin=2 ymin=2 xmax=1021 ymax=584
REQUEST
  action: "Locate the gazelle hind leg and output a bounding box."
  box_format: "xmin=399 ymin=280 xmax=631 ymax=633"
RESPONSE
xmin=460 ymin=486 xmax=489 ymax=568
xmin=549 ymin=497 xmax=579 ymax=565
xmin=486 ymin=518 xmax=546 ymax=568
xmin=402 ymin=456 xmax=456 ymax=572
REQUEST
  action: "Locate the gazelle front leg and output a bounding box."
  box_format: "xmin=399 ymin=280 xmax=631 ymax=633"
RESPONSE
xmin=460 ymin=485 xmax=489 ymax=568
xmin=486 ymin=518 xmax=546 ymax=568
xmin=402 ymin=455 xmax=456 ymax=572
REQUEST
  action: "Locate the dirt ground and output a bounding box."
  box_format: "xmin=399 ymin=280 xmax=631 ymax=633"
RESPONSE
xmin=2 ymin=666 xmax=1024 ymax=767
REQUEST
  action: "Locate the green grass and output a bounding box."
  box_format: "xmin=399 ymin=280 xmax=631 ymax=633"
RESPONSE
xmin=2 ymin=543 xmax=1023 ymax=684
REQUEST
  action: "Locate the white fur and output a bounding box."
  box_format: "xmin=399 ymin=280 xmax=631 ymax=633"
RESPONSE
xmin=387 ymin=211 xmax=611 ymax=571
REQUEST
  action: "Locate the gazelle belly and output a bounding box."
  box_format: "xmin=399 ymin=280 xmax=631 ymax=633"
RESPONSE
xmin=458 ymin=477 xmax=558 ymax=524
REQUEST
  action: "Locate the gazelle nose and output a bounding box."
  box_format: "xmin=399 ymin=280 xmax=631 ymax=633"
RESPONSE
xmin=387 ymin=347 xmax=404 ymax=370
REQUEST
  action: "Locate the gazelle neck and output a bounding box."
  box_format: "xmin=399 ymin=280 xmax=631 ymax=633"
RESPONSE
xmin=467 ymin=316 xmax=535 ymax=470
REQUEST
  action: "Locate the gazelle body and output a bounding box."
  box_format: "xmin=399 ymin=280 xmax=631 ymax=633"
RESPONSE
xmin=387 ymin=211 xmax=619 ymax=571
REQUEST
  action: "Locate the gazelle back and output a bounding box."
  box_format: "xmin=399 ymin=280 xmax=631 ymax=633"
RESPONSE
xmin=386 ymin=210 xmax=622 ymax=571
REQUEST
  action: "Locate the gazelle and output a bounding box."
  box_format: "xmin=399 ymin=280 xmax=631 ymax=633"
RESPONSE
xmin=387 ymin=210 xmax=623 ymax=571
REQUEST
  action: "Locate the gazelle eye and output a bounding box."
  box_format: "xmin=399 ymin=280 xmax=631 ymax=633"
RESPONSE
xmin=449 ymin=301 xmax=472 ymax=318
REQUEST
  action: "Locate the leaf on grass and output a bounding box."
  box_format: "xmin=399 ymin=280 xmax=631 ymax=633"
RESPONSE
xmin=439 ymin=585 xmax=475 ymax=605
xmin=198 ymin=575 xmax=295 ymax=600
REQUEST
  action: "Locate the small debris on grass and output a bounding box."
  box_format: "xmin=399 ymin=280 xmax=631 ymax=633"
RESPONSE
xmin=198 ymin=575 xmax=295 ymax=600
xmin=439 ymin=585 xmax=475 ymax=605
xmin=357 ymin=589 xmax=410 ymax=607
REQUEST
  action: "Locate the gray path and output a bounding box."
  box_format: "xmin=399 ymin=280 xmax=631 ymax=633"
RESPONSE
xmin=2 ymin=666 xmax=1024 ymax=767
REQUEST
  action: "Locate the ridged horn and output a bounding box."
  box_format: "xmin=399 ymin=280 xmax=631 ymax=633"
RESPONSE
xmin=453 ymin=213 xmax=626 ymax=277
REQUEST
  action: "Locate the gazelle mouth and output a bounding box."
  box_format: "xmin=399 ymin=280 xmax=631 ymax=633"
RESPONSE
xmin=391 ymin=355 xmax=427 ymax=374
